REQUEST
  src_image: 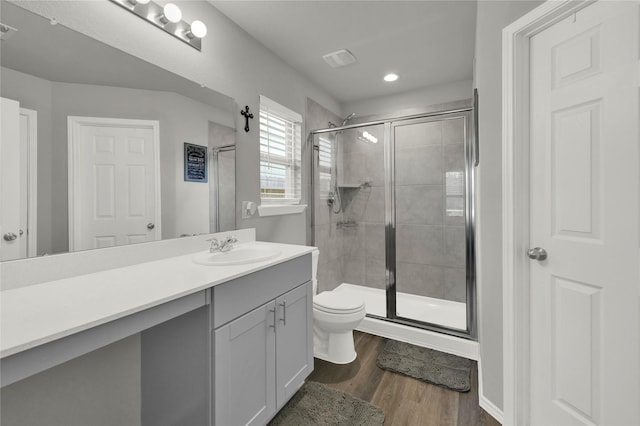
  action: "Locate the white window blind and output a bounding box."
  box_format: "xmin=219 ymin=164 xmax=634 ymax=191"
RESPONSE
xmin=317 ymin=135 xmax=332 ymax=199
xmin=259 ymin=96 xmax=302 ymax=204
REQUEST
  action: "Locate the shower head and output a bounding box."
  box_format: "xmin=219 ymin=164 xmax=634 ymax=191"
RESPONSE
xmin=342 ymin=113 xmax=356 ymax=126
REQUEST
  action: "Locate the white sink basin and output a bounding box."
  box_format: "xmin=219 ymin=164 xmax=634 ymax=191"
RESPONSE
xmin=192 ymin=245 xmax=282 ymax=266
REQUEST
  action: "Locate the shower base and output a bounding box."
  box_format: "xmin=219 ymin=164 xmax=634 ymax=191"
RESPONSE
xmin=332 ymin=283 xmax=478 ymax=360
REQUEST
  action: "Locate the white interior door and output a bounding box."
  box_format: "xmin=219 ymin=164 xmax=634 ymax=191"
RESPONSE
xmin=529 ymin=1 xmax=639 ymax=425
xmin=68 ymin=117 xmax=161 ymax=251
xmin=0 ymin=97 xmax=25 ymax=261
xmin=20 ymin=108 xmax=37 ymax=258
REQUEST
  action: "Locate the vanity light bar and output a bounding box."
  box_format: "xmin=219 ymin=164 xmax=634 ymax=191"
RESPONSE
xmin=109 ymin=0 xmax=205 ymax=51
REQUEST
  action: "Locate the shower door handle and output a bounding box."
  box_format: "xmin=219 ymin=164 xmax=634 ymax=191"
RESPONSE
xmin=527 ymin=247 xmax=548 ymax=261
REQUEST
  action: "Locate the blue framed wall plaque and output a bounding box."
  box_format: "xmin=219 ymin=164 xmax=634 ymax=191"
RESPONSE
xmin=184 ymin=143 xmax=208 ymax=183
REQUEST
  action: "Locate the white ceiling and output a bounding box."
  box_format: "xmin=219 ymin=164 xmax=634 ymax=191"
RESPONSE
xmin=209 ymin=1 xmax=477 ymax=104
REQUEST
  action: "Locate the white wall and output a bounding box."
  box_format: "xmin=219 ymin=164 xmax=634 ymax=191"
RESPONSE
xmin=474 ymin=0 xmax=544 ymax=415
xmin=11 ymin=0 xmax=341 ymax=246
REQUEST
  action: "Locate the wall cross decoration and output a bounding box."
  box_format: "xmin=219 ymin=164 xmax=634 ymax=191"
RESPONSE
xmin=240 ymin=105 xmax=254 ymax=133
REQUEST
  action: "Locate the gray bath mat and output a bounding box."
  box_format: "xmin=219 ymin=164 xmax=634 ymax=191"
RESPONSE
xmin=376 ymin=340 xmax=471 ymax=392
xmin=268 ymin=381 xmax=385 ymax=426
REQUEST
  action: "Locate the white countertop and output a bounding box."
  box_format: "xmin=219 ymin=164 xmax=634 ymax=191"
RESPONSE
xmin=0 ymin=241 xmax=314 ymax=358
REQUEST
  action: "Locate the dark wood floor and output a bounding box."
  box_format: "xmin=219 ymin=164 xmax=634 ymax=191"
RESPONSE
xmin=307 ymin=331 xmax=501 ymax=426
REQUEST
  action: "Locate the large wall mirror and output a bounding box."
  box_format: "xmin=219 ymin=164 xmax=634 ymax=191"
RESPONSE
xmin=0 ymin=2 xmax=237 ymax=261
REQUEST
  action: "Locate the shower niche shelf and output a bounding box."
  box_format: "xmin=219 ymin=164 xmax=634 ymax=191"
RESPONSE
xmin=337 ymin=181 xmax=371 ymax=189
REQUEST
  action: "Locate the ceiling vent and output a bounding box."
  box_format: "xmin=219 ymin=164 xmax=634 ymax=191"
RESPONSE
xmin=0 ymin=23 xmax=17 ymax=41
xmin=322 ymin=49 xmax=357 ymax=69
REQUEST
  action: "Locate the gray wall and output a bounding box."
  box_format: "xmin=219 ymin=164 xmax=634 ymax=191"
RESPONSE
xmin=344 ymin=79 xmax=473 ymax=118
xmin=2 ymin=67 xmax=232 ymax=254
xmin=0 ymin=335 xmax=140 ymax=426
xmin=474 ymin=0 xmax=544 ymax=412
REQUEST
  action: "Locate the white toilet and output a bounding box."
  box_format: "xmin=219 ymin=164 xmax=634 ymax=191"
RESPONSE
xmin=311 ymin=249 xmax=366 ymax=364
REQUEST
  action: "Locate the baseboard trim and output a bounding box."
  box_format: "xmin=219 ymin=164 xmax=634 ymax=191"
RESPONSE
xmin=478 ymin=358 xmax=504 ymax=424
xmin=356 ymin=316 xmax=478 ymax=360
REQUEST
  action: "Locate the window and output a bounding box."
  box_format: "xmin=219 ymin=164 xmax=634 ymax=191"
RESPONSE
xmin=259 ymin=95 xmax=302 ymax=204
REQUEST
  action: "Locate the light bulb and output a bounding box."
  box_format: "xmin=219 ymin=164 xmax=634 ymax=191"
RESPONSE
xmin=163 ymin=3 xmax=182 ymax=23
xmin=190 ymin=20 xmax=207 ymax=38
xmin=384 ymin=73 xmax=399 ymax=82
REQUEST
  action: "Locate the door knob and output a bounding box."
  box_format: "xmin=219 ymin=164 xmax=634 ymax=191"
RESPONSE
xmin=3 ymin=232 xmax=17 ymax=241
xmin=527 ymin=247 xmax=548 ymax=261
xmin=147 ymin=223 xmax=155 ymax=230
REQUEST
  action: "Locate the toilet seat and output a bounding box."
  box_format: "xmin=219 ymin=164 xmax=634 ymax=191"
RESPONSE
xmin=313 ymin=291 xmax=365 ymax=315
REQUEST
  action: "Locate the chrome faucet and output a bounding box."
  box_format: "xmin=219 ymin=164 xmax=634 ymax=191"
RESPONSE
xmin=209 ymin=235 xmax=238 ymax=253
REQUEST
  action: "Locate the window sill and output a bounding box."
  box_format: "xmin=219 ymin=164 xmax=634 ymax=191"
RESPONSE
xmin=257 ymin=204 xmax=307 ymax=217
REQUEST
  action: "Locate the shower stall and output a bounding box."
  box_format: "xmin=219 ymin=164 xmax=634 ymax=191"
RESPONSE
xmin=309 ymin=105 xmax=476 ymax=341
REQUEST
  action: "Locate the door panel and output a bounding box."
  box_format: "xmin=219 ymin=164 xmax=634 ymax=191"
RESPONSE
xmin=69 ymin=118 xmax=159 ymax=251
xmin=529 ymin=2 xmax=639 ymax=424
xmin=0 ymin=97 xmax=23 ymax=261
xmin=391 ymin=114 xmax=470 ymax=330
xmin=214 ymin=302 xmax=276 ymax=426
xmin=275 ymin=282 xmax=313 ymax=409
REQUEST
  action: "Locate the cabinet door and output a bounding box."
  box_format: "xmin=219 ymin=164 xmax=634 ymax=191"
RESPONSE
xmin=214 ymin=301 xmax=276 ymax=426
xmin=275 ymin=282 xmax=314 ymax=409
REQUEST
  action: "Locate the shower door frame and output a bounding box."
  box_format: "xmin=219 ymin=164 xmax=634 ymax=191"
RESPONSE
xmin=211 ymin=144 xmax=236 ymax=232
xmin=309 ymin=106 xmax=477 ymax=340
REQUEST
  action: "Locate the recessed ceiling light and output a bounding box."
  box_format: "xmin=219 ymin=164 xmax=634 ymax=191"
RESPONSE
xmin=384 ymin=73 xmax=399 ymax=82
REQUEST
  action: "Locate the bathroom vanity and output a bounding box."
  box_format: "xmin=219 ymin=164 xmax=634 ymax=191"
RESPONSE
xmin=0 ymin=230 xmax=314 ymax=426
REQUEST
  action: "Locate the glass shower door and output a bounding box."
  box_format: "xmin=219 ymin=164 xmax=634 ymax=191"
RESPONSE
xmin=391 ymin=113 xmax=471 ymax=331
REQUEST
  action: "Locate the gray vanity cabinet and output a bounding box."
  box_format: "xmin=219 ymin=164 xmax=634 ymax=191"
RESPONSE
xmin=214 ymin=282 xmax=313 ymax=426
xmin=141 ymin=254 xmax=312 ymax=426
xmin=212 ymin=254 xmax=313 ymax=426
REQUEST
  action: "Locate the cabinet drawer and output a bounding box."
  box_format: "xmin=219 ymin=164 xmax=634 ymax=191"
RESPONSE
xmin=212 ymin=254 xmax=311 ymax=329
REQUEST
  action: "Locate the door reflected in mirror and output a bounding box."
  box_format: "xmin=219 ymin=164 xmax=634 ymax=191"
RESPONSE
xmin=0 ymin=2 xmax=237 ymax=261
